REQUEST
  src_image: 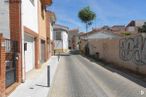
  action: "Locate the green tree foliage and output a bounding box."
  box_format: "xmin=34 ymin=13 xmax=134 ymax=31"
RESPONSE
xmin=78 ymin=6 xmax=96 ymax=32
xmin=138 ymin=22 xmax=146 ymax=33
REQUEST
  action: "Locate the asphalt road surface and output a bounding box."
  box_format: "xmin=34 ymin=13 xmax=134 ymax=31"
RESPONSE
xmin=48 ymin=54 xmax=146 ymax=97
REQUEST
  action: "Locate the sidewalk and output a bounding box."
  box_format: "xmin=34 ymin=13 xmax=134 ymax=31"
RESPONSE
xmin=8 ymin=56 xmax=59 ymax=97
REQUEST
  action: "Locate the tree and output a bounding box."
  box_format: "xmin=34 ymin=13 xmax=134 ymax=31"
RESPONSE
xmin=138 ymin=22 xmax=146 ymax=33
xmin=78 ymin=6 xmax=96 ymax=32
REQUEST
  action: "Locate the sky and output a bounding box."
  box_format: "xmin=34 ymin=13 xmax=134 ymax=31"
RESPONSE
xmin=48 ymin=0 xmax=146 ymax=32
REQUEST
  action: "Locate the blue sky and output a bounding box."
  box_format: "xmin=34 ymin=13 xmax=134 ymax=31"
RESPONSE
xmin=48 ymin=0 xmax=146 ymax=32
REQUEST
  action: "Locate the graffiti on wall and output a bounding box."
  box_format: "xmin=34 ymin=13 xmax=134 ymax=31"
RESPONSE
xmin=119 ymin=35 xmax=146 ymax=65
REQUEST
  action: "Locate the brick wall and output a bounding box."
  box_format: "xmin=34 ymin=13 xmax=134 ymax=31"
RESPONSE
xmin=9 ymin=0 xmax=21 ymax=41
xmin=45 ymin=12 xmax=53 ymax=59
xmin=9 ymin=0 xmax=22 ymax=92
xmin=0 ymin=34 xmax=6 ymax=97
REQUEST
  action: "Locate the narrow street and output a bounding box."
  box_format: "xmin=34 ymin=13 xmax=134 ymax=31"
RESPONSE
xmin=48 ymin=54 xmax=146 ymax=97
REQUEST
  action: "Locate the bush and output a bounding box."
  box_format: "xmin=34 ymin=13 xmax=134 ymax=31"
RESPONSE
xmin=122 ymin=32 xmax=131 ymax=36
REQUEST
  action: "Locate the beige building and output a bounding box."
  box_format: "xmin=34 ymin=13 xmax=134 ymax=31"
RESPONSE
xmin=68 ymin=29 xmax=79 ymax=50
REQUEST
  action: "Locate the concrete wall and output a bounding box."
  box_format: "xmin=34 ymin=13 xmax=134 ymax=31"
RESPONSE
xmin=88 ymin=32 xmax=119 ymax=39
xmin=0 ymin=0 xmax=10 ymax=39
xmin=81 ymin=32 xmax=120 ymax=40
xmin=81 ymin=34 xmax=146 ymax=74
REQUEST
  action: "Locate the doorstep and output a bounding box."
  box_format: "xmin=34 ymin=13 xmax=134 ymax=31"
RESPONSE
xmin=6 ymin=83 xmax=20 ymax=96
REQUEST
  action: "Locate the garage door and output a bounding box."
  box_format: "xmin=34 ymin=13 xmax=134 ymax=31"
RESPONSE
xmin=24 ymin=34 xmax=35 ymax=72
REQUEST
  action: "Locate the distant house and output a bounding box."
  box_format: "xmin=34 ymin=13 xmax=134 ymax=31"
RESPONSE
xmin=80 ymin=28 xmax=121 ymax=40
xmin=111 ymin=25 xmax=126 ymax=32
xmin=68 ymin=29 xmax=79 ymax=50
xmin=53 ymin=24 xmax=69 ymax=53
xmin=126 ymin=20 xmax=146 ymax=33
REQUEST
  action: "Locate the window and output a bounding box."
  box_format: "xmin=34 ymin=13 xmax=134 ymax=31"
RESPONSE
xmin=56 ymin=32 xmax=61 ymax=40
xmin=30 ymin=0 xmax=35 ymax=6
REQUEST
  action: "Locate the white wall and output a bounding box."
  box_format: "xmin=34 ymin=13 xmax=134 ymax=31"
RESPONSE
xmin=62 ymin=31 xmax=68 ymax=49
xmin=50 ymin=24 xmax=53 ymax=40
xmin=54 ymin=31 xmax=68 ymax=50
xmin=21 ymin=0 xmax=38 ymax=81
xmin=0 ymin=0 xmax=10 ymax=38
xmin=22 ymin=0 xmax=38 ymax=33
xmin=54 ymin=40 xmax=63 ymax=49
xmin=24 ymin=33 xmax=35 ymax=72
xmin=81 ymin=32 xmax=119 ymax=40
xmin=127 ymin=27 xmax=136 ymax=32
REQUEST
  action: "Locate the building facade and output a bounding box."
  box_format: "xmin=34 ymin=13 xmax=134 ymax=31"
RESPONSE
xmin=0 ymin=0 xmax=53 ymax=96
xmin=46 ymin=11 xmax=56 ymax=57
xmin=68 ymin=29 xmax=79 ymax=50
xmin=53 ymin=24 xmax=69 ymax=53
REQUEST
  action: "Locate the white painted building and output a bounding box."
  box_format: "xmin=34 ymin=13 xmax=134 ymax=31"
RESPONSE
xmin=53 ymin=24 xmax=69 ymax=53
xmin=21 ymin=0 xmax=39 ymax=74
xmin=22 ymin=0 xmax=39 ymax=33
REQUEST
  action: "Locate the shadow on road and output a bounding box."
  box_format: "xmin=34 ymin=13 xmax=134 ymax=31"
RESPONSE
xmin=55 ymin=53 xmax=70 ymax=56
xmin=53 ymin=50 xmax=146 ymax=88
xmin=81 ymin=54 xmax=146 ymax=88
xmin=35 ymin=84 xmax=48 ymax=87
xmin=54 ymin=50 xmax=80 ymax=56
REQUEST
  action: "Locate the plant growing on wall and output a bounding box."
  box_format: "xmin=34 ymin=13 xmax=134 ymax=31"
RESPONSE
xmin=78 ymin=6 xmax=96 ymax=32
xmin=138 ymin=22 xmax=146 ymax=33
xmin=122 ymin=32 xmax=131 ymax=36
